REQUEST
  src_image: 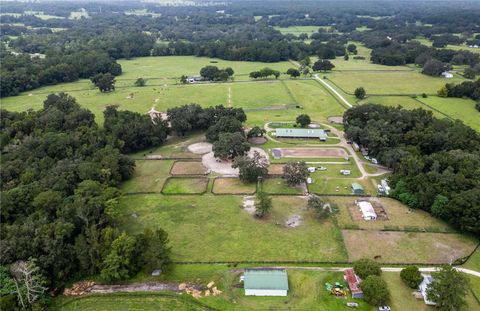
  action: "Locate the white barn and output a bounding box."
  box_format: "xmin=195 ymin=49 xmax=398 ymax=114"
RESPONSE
xmin=357 ymin=201 xmax=377 ymax=220
xmin=244 ymin=269 xmax=289 ymax=296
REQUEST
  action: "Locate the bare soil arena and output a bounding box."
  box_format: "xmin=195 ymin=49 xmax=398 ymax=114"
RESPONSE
xmin=274 ymin=148 xmax=348 ymax=158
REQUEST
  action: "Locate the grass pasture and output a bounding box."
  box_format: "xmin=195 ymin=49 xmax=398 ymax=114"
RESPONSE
xmin=342 ymin=230 xmax=477 ymax=264
xmin=328 ymin=71 xmax=466 ymax=95
xmin=212 ymin=178 xmax=257 ymax=194
xmin=162 ymin=177 xmax=209 ymax=194
xmin=417 ymin=96 xmax=480 ymax=131
xmin=170 ymin=161 xmax=207 ymax=175
xmin=308 ymin=178 xmax=372 ymax=195
xmin=261 ymin=178 xmax=305 ymax=195
xmin=121 ymin=160 xmax=173 ymax=193
xmin=117 ymin=195 xmax=347 ymax=262
xmin=331 ymin=197 xmax=453 ymax=232
xmin=273 ymin=26 xmax=320 ymax=36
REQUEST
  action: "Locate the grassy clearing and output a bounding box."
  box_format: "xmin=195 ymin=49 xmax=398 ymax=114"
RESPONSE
xmin=273 ymin=26 xmax=320 ymax=36
xmin=24 ymin=10 xmax=64 ymax=20
xmin=261 ymin=178 xmax=305 ymax=195
xmin=417 ymin=96 xmax=480 ymax=131
xmin=128 ymin=133 xmax=205 ymax=159
xmin=328 ymin=71 xmax=466 ymax=94
xmin=464 ymin=247 xmax=480 ymax=271
xmin=162 ymin=177 xmax=209 ymax=194
xmin=359 ymin=95 xmax=439 ymax=114
xmin=117 ymin=195 xmax=347 ymax=262
xmin=230 ymin=81 xmax=292 ymax=109
xmin=170 ymin=161 xmax=207 ymax=175
xmin=342 ymin=230 xmax=477 ymax=264
xmin=121 ymin=160 xmax=173 ymax=193
xmin=308 ymin=178 xmax=372 ymax=195
xmin=309 ymin=162 xmax=361 ymax=179
xmin=212 ymin=178 xmax=257 ymax=194
xmin=54 ymin=293 xmax=209 ymax=311
xmin=332 ymin=197 xmax=453 ymax=232
xmin=69 ymin=10 xmax=90 ymax=19
xmin=276 ymin=137 xmax=341 ymax=144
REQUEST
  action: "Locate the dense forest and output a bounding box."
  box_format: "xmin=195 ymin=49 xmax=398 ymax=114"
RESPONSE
xmin=2 ymin=0 xmax=480 ymax=96
xmin=343 ymin=104 xmax=480 ymax=235
xmin=0 ymin=94 xmax=171 ymax=309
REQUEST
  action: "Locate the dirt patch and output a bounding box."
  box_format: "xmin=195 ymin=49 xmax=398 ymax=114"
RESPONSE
xmin=308 ymin=123 xmax=321 ymax=128
xmin=248 ymin=136 xmax=267 ymax=145
xmin=188 ymin=142 xmax=213 ymax=154
xmin=202 ymin=147 xmax=268 ymax=176
xmin=242 ymin=196 xmax=256 ymax=215
xmin=213 ymin=178 xmax=256 ymax=194
xmin=268 ymin=164 xmax=284 ymax=175
xmin=171 ymin=161 xmax=208 ymax=175
xmin=273 ymin=148 xmax=348 ymax=158
xmin=328 ymin=116 xmax=343 ymax=124
xmin=342 ymin=230 xmax=477 ymax=264
xmin=285 ymin=215 xmax=302 ymax=228
xmin=202 ymin=152 xmax=239 ymax=175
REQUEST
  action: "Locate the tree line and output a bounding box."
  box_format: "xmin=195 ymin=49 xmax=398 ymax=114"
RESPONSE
xmin=0 ymin=93 xmax=171 ymax=309
xmin=344 ymin=104 xmax=480 ymax=235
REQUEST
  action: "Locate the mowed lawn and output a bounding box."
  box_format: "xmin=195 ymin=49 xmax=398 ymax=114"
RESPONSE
xmin=116 ymin=195 xmax=347 ymax=262
xmin=54 ymin=294 xmax=209 ymax=311
xmin=342 ymin=230 xmax=477 ymax=264
xmin=121 ymin=160 xmax=174 ymax=193
xmin=273 ymin=26 xmax=321 ymax=36
xmin=417 ymin=96 xmax=480 ymax=131
xmin=328 ymin=71 xmax=466 ymax=94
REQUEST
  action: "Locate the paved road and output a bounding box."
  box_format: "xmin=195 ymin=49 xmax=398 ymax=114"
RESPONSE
xmin=262 ymin=266 xmax=480 ymax=278
xmin=313 ymin=74 xmax=353 ymax=108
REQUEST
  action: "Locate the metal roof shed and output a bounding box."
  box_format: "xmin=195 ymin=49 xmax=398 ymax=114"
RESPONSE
xmin=244 ymin=269 xmax=289 ymax=296
xmin=351 ymin=183 xmax=364 ymax=195
xmin=276 ymin=128 xmax=328 ymax=141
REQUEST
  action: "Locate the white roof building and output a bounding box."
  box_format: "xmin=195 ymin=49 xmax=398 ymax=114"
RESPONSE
xmin=419 ymin=274 xmax=436 ymax=305
xmin=381 ymin=179 xmax=391 ymax=195
xmin=357 ymin=201 xmax=377 ymax=220
xmin=441 ymin=71 xmax=453 ymax=78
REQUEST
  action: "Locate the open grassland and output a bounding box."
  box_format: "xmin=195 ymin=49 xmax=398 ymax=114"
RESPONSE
xmin=170 ymin=161 xmax=207 ymax=175
xmin=121 ymin=160 xmax=173 ymax=193
xmin=332 ymin=197 xmax=453 ymax=232
xmin=261 ymin=178 xmax=306 ymax=195
xmin=212 ymin=178 xmax=257 ymax=194
xmin=54 ymin=293 xmax=209 ymax=311
xmin=328 ymin=71 xmax=466 ymax=95
xmin=230 ymin=81 xmax=292 ymax=109
xmin=24 ymin=10 xmax=64 ymax=20
xmin=417 ymin=96 xmax=480 ymax=131
xmin=117 ymin=195 xmax=347 ymax=262
xmin=308 ymin=178 xmax=373 ymax=195
xmin=162 ymin=177 xmax=209 ymax=194
xmin=331 ymin=59 xmax=411 ymax=71
xmin=464 ymin=247 xmax=480 ymax=272
xmin=273 ymin=26 xmax=320 ymax=36
xmin=359 ymin=95 xmax=438 ymax=114
xmin=342 ymin=230 xmax=477 ymax=264
xmin=129 ymin=133 xmax=205 ymax=159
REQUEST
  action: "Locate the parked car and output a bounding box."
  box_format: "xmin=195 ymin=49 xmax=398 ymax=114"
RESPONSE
xmin=378 ymin=306 xmax=391 ymax=311
xmin=316 ymin=166 xmax=327 ymax=171
xmin=308 ymin=167 xmax=316 ymax=173
xmin=371 ymin=158 xmax=378 ymax=164
xmin=340 ymin=170 xmax=351 ymax=175
xmin=364 ymin=156 xmax=370 ymax=160
xmin=346 ymin=302 xmax=359 ymax=308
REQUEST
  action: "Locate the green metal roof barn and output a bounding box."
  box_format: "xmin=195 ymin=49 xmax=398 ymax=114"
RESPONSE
xmin=351 ymin=183 xmax=365 ymax=195
xmin=244 ymin=269 xmax=289 ymax=296
xmin=275 ymin=128 xmax=328 ymax=141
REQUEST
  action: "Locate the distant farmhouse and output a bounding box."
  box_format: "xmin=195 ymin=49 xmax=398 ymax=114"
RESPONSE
xmin=275 ymin=128 xmax=328 ymax=141
xmin=244 ymin=269 xmax=289 ymax=296
xmin=187 ymin=75 xmax=204 ymax=83
xmin=441 ymin=71 xmax=453 ymax=79
xmin=344 ymin=268 xmax=364 ymax=298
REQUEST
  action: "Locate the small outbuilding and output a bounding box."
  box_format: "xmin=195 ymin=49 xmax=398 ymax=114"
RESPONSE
xmin=351 ymin=183 xmax=364 ymax=195
xmin=441 ymin=71 xmax=453 ymax=79
xmin=344 ymin=268 xmax=364 ymax=299
xmin=357 ymin=201 xmax=377 ymax=220
xmin=381 ymin=179 xmax=391 ymax=195
xmin=276 ymin=128 xmax=328 ymax=141
xmin=244 ymin=269 xmax=289 ymax=296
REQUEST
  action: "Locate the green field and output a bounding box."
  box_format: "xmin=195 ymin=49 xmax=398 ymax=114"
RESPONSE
xmin=417 ymin=96 xmax=480 ymax=131
xmin=162 ymin=177 xmax=209 ymax=194
xmin=121 ymin=160 xmax=174 ymax=193
xmin=273 ymin=26 xmax=320 ymax=36
xmin=328 ymin=71 xmax=466 ymax=95
xmin=117 ymin=195 xmax=347 ymax=262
